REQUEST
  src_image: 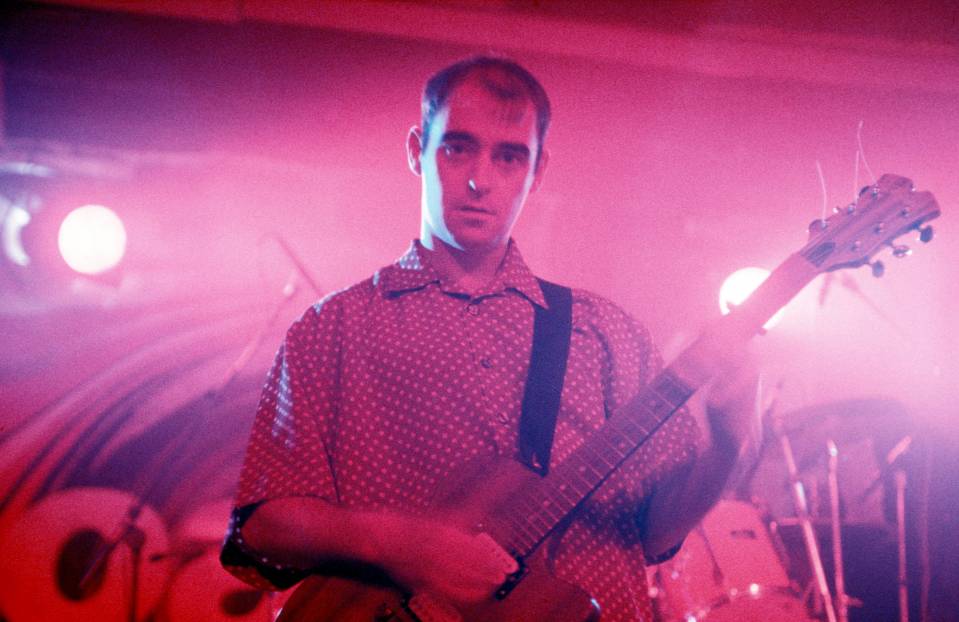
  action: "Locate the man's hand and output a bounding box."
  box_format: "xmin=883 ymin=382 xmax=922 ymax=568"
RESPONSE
xmin=377 ymin=514 xmax=518 ymax=605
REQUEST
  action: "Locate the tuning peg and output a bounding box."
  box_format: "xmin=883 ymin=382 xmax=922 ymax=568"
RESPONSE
xmin=870 ymin=260 xmax=885 ymax=278
xmin=808 ymin=218 xmax=828 ymax=232
xmin=919 ymin=225 xmax=934 ymax=243
xmin=891 ymin=244 xmax=912 ymax=258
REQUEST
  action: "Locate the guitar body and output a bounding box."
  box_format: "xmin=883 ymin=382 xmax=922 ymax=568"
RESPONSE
xmin=276 ymin=455 xmax=600 ymax=622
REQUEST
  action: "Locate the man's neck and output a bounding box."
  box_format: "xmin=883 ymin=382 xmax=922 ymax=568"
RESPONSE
xmin=421 ymin=237 xmax=509 ymax=295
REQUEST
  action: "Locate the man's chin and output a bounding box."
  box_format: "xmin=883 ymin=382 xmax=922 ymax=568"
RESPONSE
xmin=451 ymin=234 xmax=508 ymax=255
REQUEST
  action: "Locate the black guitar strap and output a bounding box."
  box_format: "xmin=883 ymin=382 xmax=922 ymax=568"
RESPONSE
xmin=518 ymin=278 xmax=573 ymax=476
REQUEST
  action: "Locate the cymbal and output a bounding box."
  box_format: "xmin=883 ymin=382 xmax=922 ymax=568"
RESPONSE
xmin=779 ymin=398 xmax=910 ymax=444
xmin=744 ymin=398 xmax=911 ymax=525
xmin=0 ymin=487 xmax=171 ymax=622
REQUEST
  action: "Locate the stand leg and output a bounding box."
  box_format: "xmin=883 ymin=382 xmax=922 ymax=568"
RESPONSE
xmin=827 ymin=440 xmax=849 ymax=622
xmin=772 ymin=413 xmax=837 ymax=622
xmin=895 ymin=470 xmax=909 ymax=622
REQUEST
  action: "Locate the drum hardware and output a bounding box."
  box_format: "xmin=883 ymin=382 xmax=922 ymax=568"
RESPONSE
xmin=894 ymin=470 xmax=908 ymax=622
xmin=77 ymin=501 xmax=150 ymax=622
xmin=852 ymin=432 xmax=913 ymax=622
xmin=750 ymin=399 xmax=910 ymax=527
xmin=827 ymin=440 xmax=849 ymax=622
xmin=857 ymin=435 xmax=913 ymax=504
xmin=769 ymin=396 xmax=838 ymax=622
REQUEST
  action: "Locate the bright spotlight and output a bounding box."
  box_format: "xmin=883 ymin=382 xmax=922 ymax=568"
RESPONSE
xmin=719 ymin=266 xmax=785 ymax=330
xmin=57 ymin=205 xmax=127 ymax=275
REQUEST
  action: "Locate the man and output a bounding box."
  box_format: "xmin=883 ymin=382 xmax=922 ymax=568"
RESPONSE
xmin=222 ymin=56 xmax=755 ymax=621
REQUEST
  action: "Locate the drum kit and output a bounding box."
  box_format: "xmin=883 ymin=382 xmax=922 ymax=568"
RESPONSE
xmin=648 ymin=398 xmax=913 ymax=622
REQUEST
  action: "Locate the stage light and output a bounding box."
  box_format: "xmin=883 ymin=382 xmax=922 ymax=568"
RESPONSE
xmin=57 ymin=205 xmax=127 ymax=275
xmin=719 ymin=266 xmax=784 ymax=330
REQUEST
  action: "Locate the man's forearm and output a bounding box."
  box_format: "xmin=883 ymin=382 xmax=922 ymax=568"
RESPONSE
xmin=640 ymin=433 xmax=741 ymax=560
xmin=239 ymin=496 xmax=516 ymax=604
xmin=241 ymin=497 xmax=399 ymax=571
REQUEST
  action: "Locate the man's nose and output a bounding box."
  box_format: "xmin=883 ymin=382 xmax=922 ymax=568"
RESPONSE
xmin=467 ymin=159 xmax=493 ymax=196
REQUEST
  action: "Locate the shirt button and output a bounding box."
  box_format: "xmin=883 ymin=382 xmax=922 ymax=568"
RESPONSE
xmin=480 ymin=358 xmax=492 ymax=369
xmin=467 ymin=304 xmax=480 ymax=316
xmin=498 ymin=413 xmax=510 ymax=424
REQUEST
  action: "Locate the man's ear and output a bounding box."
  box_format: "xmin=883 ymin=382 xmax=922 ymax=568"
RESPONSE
xmin=407 ymin=126 xmax=423 ymax=176
xmin=529 ymin=148 xmax=550 ymax=194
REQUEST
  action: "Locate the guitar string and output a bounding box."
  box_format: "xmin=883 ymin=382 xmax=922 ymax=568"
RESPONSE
xmin=856 ymin=120 xmax=878 ymax=187
xmin=504 ymin=380 xmax=689 ymax=557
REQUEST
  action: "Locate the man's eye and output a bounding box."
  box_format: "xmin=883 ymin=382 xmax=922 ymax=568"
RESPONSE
xmin=443 ymin=143 xmax=468 ymax=157
xmin=496 ymin=151 xmax=526 ymax=166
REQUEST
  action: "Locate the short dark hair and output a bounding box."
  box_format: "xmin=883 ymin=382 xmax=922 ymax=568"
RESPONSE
xmin=421 ymin=56 xmax=551 ymax=168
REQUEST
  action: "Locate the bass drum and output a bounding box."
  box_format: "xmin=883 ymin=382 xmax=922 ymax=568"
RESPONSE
xmin=0 ymin=487 xmax=171 ymax=622
xmin=651 ymin=499 xmax=812 ymax=622
xmin=164 ymin=552 xmax=277 ymax=622
xmin=700 ymin=586 xmax=812 ymax=622
xmin=162 ymin=500 xmax=285 ymax=621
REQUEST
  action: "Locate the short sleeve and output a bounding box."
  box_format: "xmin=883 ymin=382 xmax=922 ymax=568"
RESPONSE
xmin=220 ymin=299 xmax=343 ymax=589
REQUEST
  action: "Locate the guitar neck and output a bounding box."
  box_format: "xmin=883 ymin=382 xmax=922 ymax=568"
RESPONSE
xmin=499 ymin=252 xmax=822 ymax=557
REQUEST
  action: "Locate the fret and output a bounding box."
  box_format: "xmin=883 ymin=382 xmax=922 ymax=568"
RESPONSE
xmin=506 ymin=530 xmax=537 ymax=556
xmin=580 ymin=439 xmax=617 ymax=471
xmin=651 ymin=369 xmax=695 ymax=409
xmin=510 ymin=496 xmax=539 ymax=527
xmin=638 ymin=391 xmax=671 ymax=423
xmin=611 ymin=411 xmax=651 ymax=444
xmin=596 ymin=422 xmax=632 ymax=458
xmin=566 ymin=451 xmax=605 ymax=484
xmin=543 ymin=488 xmax=579 ymax=513
xmin=528 ymin=511 xmax=552 ymax=534
xmin=535 ymin=495 xmax=566 ymax=523
xmin=594 ymin=432 xmax=629 ymax=463
xmin=502 ymin=514 xmax=539 ymax=552
xmin=548 ymin=480 xmax=580 ymax=507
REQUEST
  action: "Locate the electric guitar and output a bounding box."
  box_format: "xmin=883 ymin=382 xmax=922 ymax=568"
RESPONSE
xmin=276 ymin=174 xmax=941 ymax=622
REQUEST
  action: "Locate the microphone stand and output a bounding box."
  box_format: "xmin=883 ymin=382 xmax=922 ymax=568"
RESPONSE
xmin=77 ymin=236 xmax=321 ymax=620
xmin=76 ymin=503 xmax=146 ymax=622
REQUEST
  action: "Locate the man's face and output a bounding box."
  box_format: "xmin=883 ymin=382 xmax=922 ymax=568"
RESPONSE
xmin=409 ymin=78 xmax=547 ymax=253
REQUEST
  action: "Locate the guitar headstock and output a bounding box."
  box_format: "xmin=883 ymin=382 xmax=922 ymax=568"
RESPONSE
xmin=800 ymin=174 xmax=941 ymax=274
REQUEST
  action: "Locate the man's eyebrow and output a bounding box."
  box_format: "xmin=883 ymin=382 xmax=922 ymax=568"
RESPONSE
xmin=440 ymin=131 xmax=477 ymax=143
xmin=440 ymin=131 xmax=530 ymax=156
xmin=497 ymin=142 xmax=531 ymax=155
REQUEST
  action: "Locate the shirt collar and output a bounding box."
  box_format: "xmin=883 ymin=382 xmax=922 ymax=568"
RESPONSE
xmin=378 ymin=239 xmax=548 ymax=308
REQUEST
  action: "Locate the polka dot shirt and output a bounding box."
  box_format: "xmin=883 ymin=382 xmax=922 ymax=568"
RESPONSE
xmin=222 ymin=240 xmax=699 ymax=622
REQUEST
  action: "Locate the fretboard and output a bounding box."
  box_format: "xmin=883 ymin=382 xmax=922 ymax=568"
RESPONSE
xmin=499 ymin=251 xmax=821 ymax=558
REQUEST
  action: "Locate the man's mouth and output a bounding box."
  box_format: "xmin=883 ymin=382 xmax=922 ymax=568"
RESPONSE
xmin=460 ymin=205 xmax=492 ymax=214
